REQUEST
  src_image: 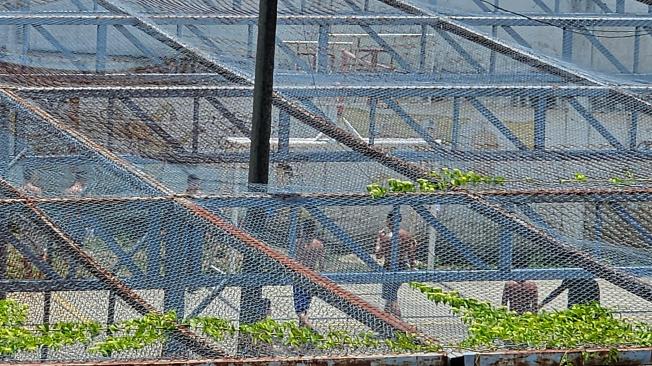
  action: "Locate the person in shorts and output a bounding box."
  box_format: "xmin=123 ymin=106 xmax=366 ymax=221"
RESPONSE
xmin=375 ymin=212 xmax=417 ymax=318
xmin=293 ymin=219 xmax=325 ymax=328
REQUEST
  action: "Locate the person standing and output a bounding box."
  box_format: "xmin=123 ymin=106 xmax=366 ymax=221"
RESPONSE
xmin=375 ymin=212 xmax=417 ymax=318
xmin=293 ymin=219 xmax=325 ymax=328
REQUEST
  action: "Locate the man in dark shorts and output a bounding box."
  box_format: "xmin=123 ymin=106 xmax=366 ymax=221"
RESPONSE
xmin=293 ymin=219 xmax=325 ymax=328
xmin=539 ymin=278 xmax=600 ymax=309
xmin=375 ymin=212 xmax=417 ymax=318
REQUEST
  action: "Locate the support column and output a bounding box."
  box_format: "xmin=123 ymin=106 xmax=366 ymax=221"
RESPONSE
xmin=240 ymin=0 xmax=278 ymax=356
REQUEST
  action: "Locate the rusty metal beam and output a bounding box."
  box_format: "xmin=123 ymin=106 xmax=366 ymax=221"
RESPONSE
xmin=0 ymin=81 xmax=418 ymax=337
xmin=0 ymin=178 xmax=225 ymax=358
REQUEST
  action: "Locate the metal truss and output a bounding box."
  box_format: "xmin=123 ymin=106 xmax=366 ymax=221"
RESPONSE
xmin=0 ymin=82 xmax=417 ymax=338
xmin=1 ymin=0 xmax=652 ymax=343
xmin=0 ymin=11 xmax=651 ymax=80
xmin=8 ymin=84 xmax=652 ymax=164
xmin=2 ymin=187 xmax=652 ymax=294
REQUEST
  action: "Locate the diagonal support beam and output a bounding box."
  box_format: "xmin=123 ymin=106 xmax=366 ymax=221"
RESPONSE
xmin=94 ymin=0 xmax=652 ymax=307
xmin=0 ymin=178 xmax=224 ymax=357
xmin=1 ymin=77 xmax=417 ymax=339
xmin=205 ymin=96 xmax=251 ymax=137
xmin=466 ymin=97 xmax=528 ymax=150
xmin=568 ymin=97 xmax=625 ymax=149
xmin=372 ymin=0 xmax=652 ymax=116
xmin=119 ymin=97 xmax=187 ymax=153
xmin=31 ymin=25 xmax=85 ymax=71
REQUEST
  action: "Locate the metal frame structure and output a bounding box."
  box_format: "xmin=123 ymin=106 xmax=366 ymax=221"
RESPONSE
xmin=1 ymin=0 xmax=652 ymax=360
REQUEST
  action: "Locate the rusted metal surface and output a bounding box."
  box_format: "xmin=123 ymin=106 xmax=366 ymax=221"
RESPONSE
xmin=0 ymin=178 xmax=226 ymax=358
xmin=0 ymin=81 xmax=422 ymax=338
xmin=0 ymin=353 xmax=447 ymax=366
xmin=467 ymin=348 xmax=652 ymax=366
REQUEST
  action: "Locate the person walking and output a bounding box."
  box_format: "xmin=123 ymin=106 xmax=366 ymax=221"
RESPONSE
xmin=293 ymin=219 xmax=325 ymax=328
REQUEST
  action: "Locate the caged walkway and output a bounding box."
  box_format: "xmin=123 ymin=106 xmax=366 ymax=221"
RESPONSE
xmin=1 ymin=0 xmax=652 ymax=363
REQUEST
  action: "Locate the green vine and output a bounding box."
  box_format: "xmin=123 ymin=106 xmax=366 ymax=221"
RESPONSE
xmin=367 ymin=168 xmax=505 ymax=198
xmin=0 ymin=299 xmax=440 ymax=357
xmin=410 ymin=282 xmax=652 ymax=352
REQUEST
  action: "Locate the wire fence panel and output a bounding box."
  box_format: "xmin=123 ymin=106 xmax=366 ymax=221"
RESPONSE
xmin=1 ymin=0 xmax=652 ymax=363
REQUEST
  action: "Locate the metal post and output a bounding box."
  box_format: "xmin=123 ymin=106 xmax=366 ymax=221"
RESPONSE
xmin=248 ymin=0 xmax=278 ymax=191
xmin=633 ymin=27 xmax=641 ymax=74
xmin=368 ymin=97 xmax=377 ymax=145
xmin=562 ymin=28 xmax=573 ymax=62
xmin=278 ymin=110 xmax=290 ymax=160
xmin=616 ymin=0 xmax=624 ymax=13
xmin=499 ymin=223 xmax=512 ymax=272
xmin=96 ymin=24 xmax=107 ymax=73
xmin=534 ymin=96 xmax=546 ymax=150
xmin=317 ymin=24 xmax=330 ymax=73
xmin=192 ymin=97 xmax=200 ymax=154
xmin=240 ymin=0 xmax=278 ymax=355
xmin=451 ymin=97 xmax=461 ymax=150
xmin=419 ymin=24 xmax=427 ymax=73
xmin=630 ymin=110 xmax=638 ymax=150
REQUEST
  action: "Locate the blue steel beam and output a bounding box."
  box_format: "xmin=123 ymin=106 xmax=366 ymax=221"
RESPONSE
xmin=19 ymin=84 xmax=652 ymax=99
xmin=305 ymin=205 xmax=384 ymax=272
xmin=4 ymin=267 xmax=652 ymax=292
xmin=31 ymin=25 xmax=85 ymax=71
xmin=382 ymin=98 xmax=444 ymax=149
xmin=466 ymin=97 xmax=528 ymax=150
xmin=578 ymin=27 xmax=630 ymax=74
xmin=568 ymin=97 xmax=625 ymax=150
xmin=413 ymin=205 xmax=489 ymax=269
xmin=113 ymin=24 xmax=164 ymax=65
xmin=1 ymin=14 xmax=652 ymax=27
xmin=611 ymin=203 xmax=652 ymax=248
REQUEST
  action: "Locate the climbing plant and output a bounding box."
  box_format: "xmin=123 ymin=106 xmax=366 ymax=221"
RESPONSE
xmin=411 ymin=282 xmax=652 ymax=352
xmin=0 ymin=299 xmax=440 ymax=357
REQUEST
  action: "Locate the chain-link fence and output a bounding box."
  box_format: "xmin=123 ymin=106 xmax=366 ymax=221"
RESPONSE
xmin=1 ymin=0 xmax=652 ymax=362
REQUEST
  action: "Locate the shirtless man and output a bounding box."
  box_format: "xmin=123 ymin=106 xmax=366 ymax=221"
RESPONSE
xmin=293 ymin=220 xmax=325 ymax=328
xmin=375 ymin=212 xmax=417 ymax=318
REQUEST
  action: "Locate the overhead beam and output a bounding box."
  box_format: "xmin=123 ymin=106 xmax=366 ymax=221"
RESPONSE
xmin=11 ymin=84 xmax=652 ymax=98
xmin=0 ymin=14 xmax=651 ymax=27
xmin=371 ymin=0 xmax=652 ymax=116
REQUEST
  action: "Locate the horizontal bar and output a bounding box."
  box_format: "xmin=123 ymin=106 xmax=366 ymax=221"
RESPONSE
xmin=3 ymin=267 xmax=652 ymax=291
xmin=11 ymin=84 xmax=652 ymax=98
xmin=0 ymin=14 xmax=650 ymax=27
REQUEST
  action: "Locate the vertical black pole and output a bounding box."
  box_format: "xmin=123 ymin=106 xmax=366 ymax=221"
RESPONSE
xmin=239 ymin=0 xmax=278 ymax=356
xmin=248 ymin=0 xmax=278 ymax=190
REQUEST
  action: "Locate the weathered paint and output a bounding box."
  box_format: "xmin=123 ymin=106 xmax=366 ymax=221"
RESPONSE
xmin=467 ymin=347 xmax=652 ymax=366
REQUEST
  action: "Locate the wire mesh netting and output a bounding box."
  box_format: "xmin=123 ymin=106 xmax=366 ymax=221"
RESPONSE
xmin=1 ymin=0 xmax=652 ymax=362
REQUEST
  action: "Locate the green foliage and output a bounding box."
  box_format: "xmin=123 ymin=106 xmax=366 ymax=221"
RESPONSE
xmin=411 ymin=282 xmax=652 ymax=352
xmin=0 ymin=300 xmax=441 ymax=357
xmin=89 ymin=312 xmax=177 ymax=356
xmin=367 ymin=168 xmax=505 ymax=198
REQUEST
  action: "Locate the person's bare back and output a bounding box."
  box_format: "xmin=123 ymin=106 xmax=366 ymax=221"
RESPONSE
xmin=502 ymin=280 xmax=538 ymax=314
